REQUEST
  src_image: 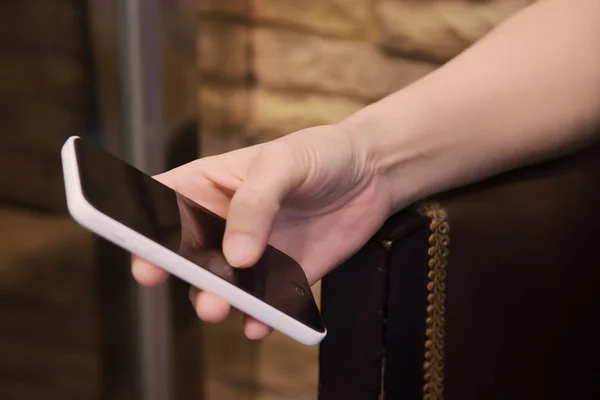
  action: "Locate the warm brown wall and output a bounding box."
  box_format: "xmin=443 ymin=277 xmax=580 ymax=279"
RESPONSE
xmin=0 ymin=0 xmax=91 ymax=214
xmin=198 ymin=0 xmax=535 ymax=156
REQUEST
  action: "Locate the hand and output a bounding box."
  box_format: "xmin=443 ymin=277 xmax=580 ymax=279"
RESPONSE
xmin=131 ymin=124 xmax=394 ymax=340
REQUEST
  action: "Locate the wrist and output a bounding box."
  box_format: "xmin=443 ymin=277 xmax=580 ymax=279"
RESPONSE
xmin=339 ymin=87 xmax=442 ymax=214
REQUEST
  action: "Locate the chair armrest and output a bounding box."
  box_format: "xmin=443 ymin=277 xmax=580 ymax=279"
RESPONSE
xmin=319 ymin=143 xmax=600 ymax=400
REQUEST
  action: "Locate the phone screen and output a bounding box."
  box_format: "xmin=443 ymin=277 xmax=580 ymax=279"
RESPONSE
xmin=74 ymin=138 xmax=324 ymax=333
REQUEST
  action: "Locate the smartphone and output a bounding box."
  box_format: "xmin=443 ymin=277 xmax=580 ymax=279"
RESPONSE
xmin=61 ymin=136 xmax=326 ymax=346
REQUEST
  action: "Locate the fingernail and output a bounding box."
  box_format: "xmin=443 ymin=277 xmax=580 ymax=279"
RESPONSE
xmin=224 ymin=234 xmax=256 ymax=267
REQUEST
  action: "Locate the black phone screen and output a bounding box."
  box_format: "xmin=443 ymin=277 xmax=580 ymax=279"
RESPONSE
xmin=73 ymin=138 xmax=324 ymax=333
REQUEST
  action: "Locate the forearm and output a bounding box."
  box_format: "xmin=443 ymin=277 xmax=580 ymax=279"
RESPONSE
xmin=343 ymin=0 xmax=600 ymax=212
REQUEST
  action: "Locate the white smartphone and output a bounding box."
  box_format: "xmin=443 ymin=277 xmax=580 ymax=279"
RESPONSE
xmin=61 ymin=136 xmax=326 ymax=346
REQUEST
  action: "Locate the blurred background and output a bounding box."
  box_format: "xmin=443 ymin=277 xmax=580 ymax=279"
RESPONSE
xmin=0 ymin=0 xmax=530 ymax=399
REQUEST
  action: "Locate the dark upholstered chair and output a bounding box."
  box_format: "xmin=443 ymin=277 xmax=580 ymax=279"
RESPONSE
xmin=318 ymin=142 xmax=600 ymax=400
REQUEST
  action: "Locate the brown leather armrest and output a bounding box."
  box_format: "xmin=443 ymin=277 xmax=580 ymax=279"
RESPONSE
xmin=320 ymin=144 xmax=600 ymax=400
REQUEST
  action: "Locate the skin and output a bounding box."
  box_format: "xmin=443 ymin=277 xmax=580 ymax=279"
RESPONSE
xmin=132 ymin=0 xmax=600 ymax=340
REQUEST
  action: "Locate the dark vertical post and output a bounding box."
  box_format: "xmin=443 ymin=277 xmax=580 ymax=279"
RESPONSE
xmin=115 ymin=1 xmax=174 ymax=400
xmin=87 ymin=0 xmax=200 ymax=398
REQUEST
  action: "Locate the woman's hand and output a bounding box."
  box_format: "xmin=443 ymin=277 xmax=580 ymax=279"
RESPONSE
xmin=131 ymin=125 xmax=395 ymax=340
xmin=133 ymin=0 xmax=600 ymax=341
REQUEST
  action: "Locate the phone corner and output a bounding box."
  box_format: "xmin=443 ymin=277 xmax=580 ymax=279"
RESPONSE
xmin=301 ymin=329 xmax=327 ymax=347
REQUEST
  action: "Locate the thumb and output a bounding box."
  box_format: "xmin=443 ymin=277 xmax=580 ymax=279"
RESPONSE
xmin=223 ymin=148 xmax=301 ymax=268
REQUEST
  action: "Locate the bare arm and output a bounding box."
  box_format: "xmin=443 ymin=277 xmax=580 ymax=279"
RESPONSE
xmin=344 ymin=0 xmax=600 ymax=212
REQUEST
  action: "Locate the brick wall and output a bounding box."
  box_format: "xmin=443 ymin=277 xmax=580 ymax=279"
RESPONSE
xmin=0 ymin=0 xmax=91 ymax=214
xmin=198 ymin=0 xmax=535 ymax=156
xmin=197 ymin=1 xmax=534 ymax=398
